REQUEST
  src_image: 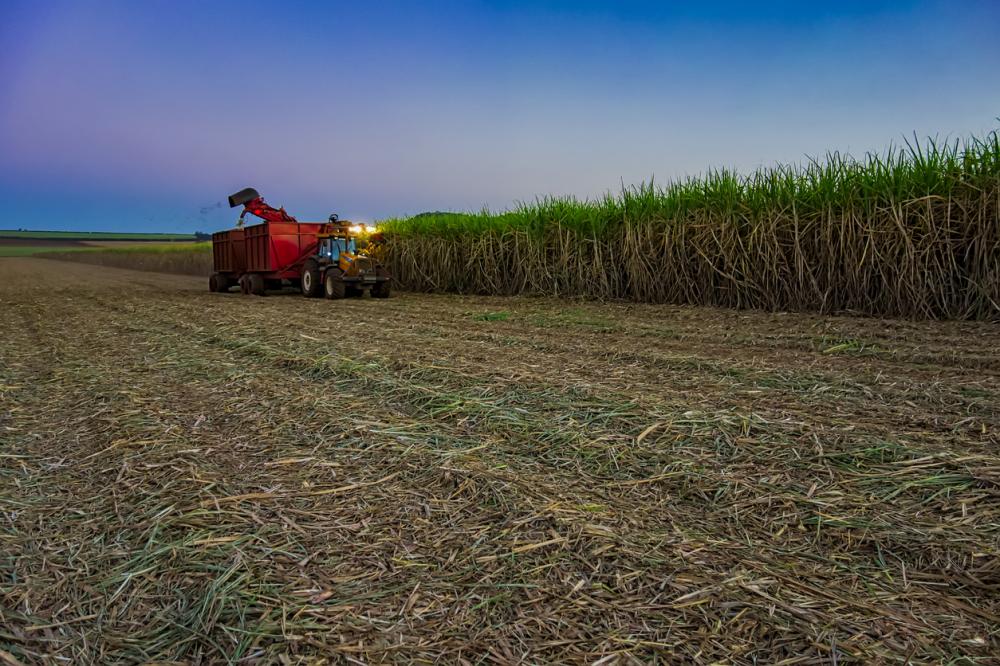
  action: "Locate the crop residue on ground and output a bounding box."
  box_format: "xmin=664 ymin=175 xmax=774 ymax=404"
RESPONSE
xmin=1 ymin=258 xmax=998 ymax=663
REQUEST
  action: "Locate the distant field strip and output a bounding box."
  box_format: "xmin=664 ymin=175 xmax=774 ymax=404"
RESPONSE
xmin=0 ymin=230 xmax=197 ymax=240
xmin=0 ymin=245 xmax=86 ymax=257
xmin=39 ymin=242 xmax=212 ymax=274
xmin=379 ymin=132 xmax=1000 ymax=319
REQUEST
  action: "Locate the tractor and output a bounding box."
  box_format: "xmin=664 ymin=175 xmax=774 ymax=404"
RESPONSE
xmin=301 ymin=220 xmax=391 ymax=299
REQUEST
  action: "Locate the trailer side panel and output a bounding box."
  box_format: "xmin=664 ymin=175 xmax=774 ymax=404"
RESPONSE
xmin=245 ymin=222 xmax=325 ymax=273
xmin=212 ymin=229 xmax=246 ymax=274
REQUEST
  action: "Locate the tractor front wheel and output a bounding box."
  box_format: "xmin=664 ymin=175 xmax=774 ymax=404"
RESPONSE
xmin=324 ymin=269 xmax=346 ymax=299
xmin=371 ymin=269 xmax=391 ymax=299
xmin=301 ymin=260 xmax=322 ymax=298
xmin=371 ymin=281 xmax=391 ymax=299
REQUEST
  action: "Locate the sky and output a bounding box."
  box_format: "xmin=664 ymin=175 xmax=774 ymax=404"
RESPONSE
xmin=0 ymin=0 xmax=998 ymax=233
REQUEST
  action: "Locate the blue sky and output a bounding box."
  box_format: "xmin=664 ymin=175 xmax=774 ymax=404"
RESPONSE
xmin=0 ymin=0 xmax=997 ymax=232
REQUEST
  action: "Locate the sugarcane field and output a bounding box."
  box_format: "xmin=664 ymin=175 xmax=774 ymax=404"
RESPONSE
xmin=4 ymin=3 xmax=1000 ymax=665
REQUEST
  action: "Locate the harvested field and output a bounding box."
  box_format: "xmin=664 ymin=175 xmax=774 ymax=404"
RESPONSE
xmin=1 ymin=257 xmax=999 ymax=663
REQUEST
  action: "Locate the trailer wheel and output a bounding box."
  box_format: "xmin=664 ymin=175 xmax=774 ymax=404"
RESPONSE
xmin=247 ymin=273 xmax=266 ymax=296
xmin=324 ymin=269 xmax=346 ymax=299
xmin=213 ymin=273 xmax=235 ymax=293
xmin=301 ymin=260 xmax=322 ymax=298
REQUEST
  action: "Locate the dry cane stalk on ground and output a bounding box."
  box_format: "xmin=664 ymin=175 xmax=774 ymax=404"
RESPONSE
xmin=1 ymin=258 xmax=998 ymax=663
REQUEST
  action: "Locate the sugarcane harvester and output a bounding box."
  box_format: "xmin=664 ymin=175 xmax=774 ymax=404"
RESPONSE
xmin=209 ymin=188 xmax=391 ymax=299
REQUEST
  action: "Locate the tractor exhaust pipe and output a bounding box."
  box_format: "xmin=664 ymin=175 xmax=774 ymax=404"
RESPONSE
xmin=228 ymin=187 xmax=261 ymax=208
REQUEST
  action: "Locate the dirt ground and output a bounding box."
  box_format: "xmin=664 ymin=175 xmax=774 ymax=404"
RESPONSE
xmin=1 ymin=257 xmax=998 ymax=664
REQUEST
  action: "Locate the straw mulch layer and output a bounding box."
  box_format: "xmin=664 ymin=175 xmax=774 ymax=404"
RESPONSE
xmin=1 ymin=258 xmax=998 ymax=663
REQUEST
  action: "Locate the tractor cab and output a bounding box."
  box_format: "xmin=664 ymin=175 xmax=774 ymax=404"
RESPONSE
xmin=318 ymin=236 xmax=357 ymax=261
xmin=316 ymin=225 xmax=368 ymax=272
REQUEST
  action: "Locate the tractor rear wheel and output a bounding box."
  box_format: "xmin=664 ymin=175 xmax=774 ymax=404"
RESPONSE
xmin=324 ymin=269 xmax=346 ymax=299
xmin=301 ymin=260 xmax=321 ymax=298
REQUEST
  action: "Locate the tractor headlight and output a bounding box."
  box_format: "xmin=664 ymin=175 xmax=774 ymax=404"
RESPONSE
xmin=349 ymin=224 xmax=365 ymax=235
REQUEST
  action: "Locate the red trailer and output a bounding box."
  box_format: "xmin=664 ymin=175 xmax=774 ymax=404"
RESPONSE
xmin=210 ymin=221 xmax=325 ymax=295
xmin=209 ymin=187 xmax=391 ymax=298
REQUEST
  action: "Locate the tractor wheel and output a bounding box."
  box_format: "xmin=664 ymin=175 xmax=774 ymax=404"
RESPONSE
xmin=324 ymin=269 xmax=346 ymax=299
xmin=247 ymin=273 xmax=266 ymax=296
xmin=301 ymin=260 xmax=322 ymax=298
xmin=209 ymin=273 xmax=222 ymax=292
xmin=371 ymin=268 xmax=391 ymax=299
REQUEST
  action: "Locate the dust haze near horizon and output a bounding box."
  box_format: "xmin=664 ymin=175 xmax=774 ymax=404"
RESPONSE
xmin=0 ymin=0 xmax=997 ymax=233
